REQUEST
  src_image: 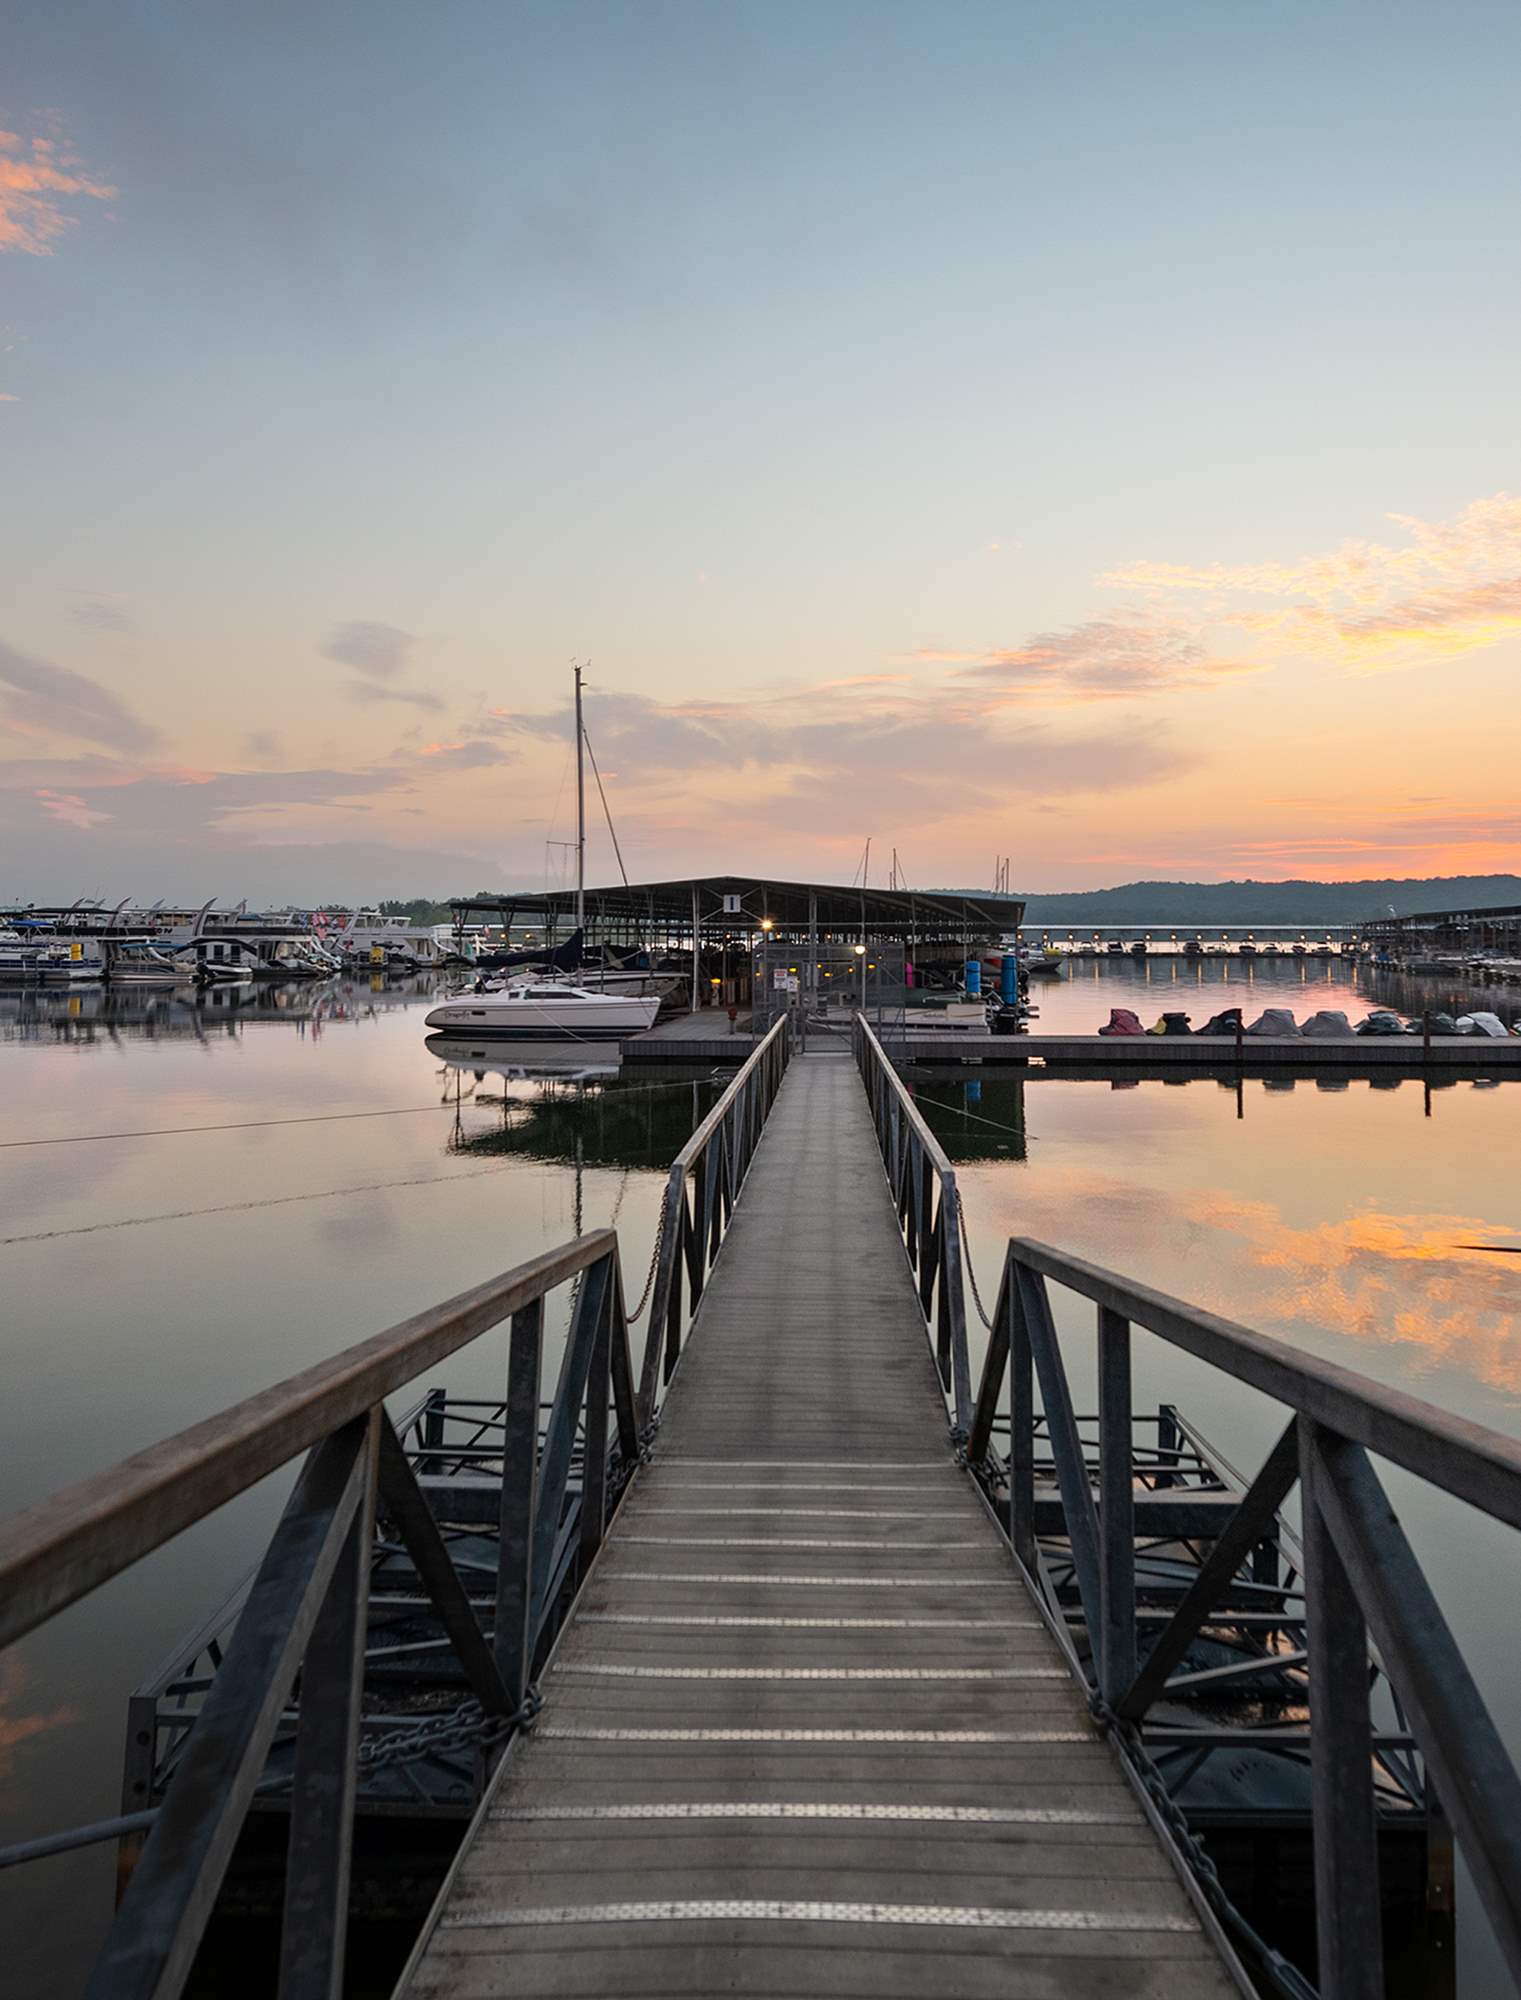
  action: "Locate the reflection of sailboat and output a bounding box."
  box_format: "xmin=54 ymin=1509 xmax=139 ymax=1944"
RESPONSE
xmin=426 ymin=1034 xmax=621 ymax=1081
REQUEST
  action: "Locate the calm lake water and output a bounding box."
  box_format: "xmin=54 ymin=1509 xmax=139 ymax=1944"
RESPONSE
xmin=2 ymin=958 xmax=1518 ymax=1995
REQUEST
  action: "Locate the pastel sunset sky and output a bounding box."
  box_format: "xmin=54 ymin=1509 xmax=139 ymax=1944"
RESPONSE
xmin=4 ymin=1 xmax=1520 ymax=902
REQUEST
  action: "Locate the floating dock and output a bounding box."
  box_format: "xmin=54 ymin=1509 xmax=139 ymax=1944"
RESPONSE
xmin=883 ymin=1032 xmax=1521 ymax=1070
xmin=397 ymin=1051 xmax=1244 ymax=1998
xmin=623 ymin=1017 xmax=1521 ymax=1070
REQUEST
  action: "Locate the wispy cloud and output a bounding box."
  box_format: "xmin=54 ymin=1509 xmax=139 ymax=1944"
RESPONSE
xmin=414 ymin=740 xmax=515 ymax=771
xmin=70 ymin=594 xmax=135 ymax=636
xmin=321 ymin=620 xmax=416 ymax=680
xmin=0 ymin=639 xmax=161 ymax=752
xmin=0 ymin=121 xmax=116 ymax=256
xmin=492 ymin=681 xmax=1188 ymax=837
xmin=344 ymin=679 xmax=445 ymax=713
xmin=1105 ymin=493 xmax=1521 ymax=672
xmin=937 ymin=617 xmax=1261 ymax=702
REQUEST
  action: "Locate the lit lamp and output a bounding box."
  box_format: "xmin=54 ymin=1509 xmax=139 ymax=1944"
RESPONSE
xmin=854 ymin=940 xmax=867 ymax=1009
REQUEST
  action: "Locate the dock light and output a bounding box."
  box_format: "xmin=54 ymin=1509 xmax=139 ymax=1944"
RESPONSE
xmin=709 ymin=977 xmax=721 ymax=988
xmin=760 ymin=918 xmax=775 ymax=932
xmin=853 ymin=943 xmax=866 ymax=955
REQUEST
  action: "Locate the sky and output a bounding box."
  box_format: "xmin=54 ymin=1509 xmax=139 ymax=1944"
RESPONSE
xmin=3 ymin=0 xmax=1521 ymax=903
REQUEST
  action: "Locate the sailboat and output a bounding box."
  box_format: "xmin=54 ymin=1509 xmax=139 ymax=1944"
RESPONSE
xmin=424 ymin=666 xmax=664 ymax=1041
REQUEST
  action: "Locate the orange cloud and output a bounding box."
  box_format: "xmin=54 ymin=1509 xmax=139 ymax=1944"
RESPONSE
xmin=1103 ymin=493 xmax=1521 ymax=672
xmin=947 ymin=618 xmax=1263 ymax=704
xmin=0 ymin=122 xmax=116 ymax=255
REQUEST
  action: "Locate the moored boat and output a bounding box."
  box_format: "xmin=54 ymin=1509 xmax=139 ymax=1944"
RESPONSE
xmin=424 ymin=981 xmax=660 ymax=1041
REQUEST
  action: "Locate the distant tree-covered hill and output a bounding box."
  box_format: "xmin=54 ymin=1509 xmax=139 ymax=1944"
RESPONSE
xmin=1014 ymin=876 xmax=1521 ymax=926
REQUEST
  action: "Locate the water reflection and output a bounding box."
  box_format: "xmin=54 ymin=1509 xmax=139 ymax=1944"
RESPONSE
xmin=431 ymin=1040 xmax=726 ymax=1170
xmin=1026 ymin=955 xmax=1521 ymax=1033
xmin=0 ymin=973 xmax=452 ymax=1044
xmin=913 ymin=1070 xmax=1521 ymax=1401
xmin=0 ymin=1656 xmax=78 ymax=1786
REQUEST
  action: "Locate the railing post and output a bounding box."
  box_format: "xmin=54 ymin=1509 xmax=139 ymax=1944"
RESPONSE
xmin=1156 ymin=1400 xmax=1180 ymax=1487
xmin=495 ymin=1298 xmax=543 ymax=1710
xmin=966 ymin=1262 xmax=1010 ymax=1471
xmin=418 ymin=1385 xmax=446 ymax=1474
xmin=1019 ymin=1264 xmax=1102 ymax=1636
xmin=663 ymin=1186 xmax=686 ymax=1385
xmin=279 ymin=1410 xmax=380 ymax=2000
xmin=1097 ymin=1308 xmax=1135 ymax=1703
xmin=1009 ymin=1258 xmax=1036 ymax=1573
xmin=938 ymin=1170 xmax=972 ymax=1433
xmin=116 ymin=1695 xmax=157 ymax=1904
xmin=579 ymin=1257 xmax=613 ymax=1569
xmin=1300 ymin=1417 xmax=1385 ymax=2000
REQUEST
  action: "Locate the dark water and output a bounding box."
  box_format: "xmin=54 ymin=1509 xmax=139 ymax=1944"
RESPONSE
xmin=3 ymin=963 xmax=1518 ymax=1994
xmin=0 ymin=976 xmax=721 ymax=1998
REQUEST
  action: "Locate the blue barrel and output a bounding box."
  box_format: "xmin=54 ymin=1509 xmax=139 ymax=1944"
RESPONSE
xmin=1000 ymin=954 xmax=1018 ymax=1003
xmin=964 ymin=958 xmax=981 ymax=996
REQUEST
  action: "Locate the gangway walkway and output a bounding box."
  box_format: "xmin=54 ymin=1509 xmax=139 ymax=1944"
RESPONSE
xmin=399 ymin=1050 xmax=1241 ymax=1998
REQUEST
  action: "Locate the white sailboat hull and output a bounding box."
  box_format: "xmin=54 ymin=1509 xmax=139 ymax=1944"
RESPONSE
xmin=425 ymin=990 xmax=660 ymax=1041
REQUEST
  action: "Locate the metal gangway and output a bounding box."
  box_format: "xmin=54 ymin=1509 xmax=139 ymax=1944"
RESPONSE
xmin=2 ymin=1019 xmax=1520 ymax=1998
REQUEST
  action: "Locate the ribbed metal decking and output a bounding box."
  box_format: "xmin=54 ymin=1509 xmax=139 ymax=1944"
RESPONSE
xmin=399 ymin=1049 xmax=1240 ymax=1999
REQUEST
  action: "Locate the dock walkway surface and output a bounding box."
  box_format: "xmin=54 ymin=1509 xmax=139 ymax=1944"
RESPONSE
xmin=399 ymin=1049 xmax=1240 ymax=1999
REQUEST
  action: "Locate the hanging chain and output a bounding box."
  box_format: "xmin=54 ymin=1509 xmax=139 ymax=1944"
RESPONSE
xmin=955 ymin=1188 xmax=995 ymax=1331
xmin=1087 ymin=1693 xmax=1318 ymax=2000
xmin=356 ymin=1687 xmax=542 ymax=1776
xmin=625 ymin=1193 xmax=671 ymax=1322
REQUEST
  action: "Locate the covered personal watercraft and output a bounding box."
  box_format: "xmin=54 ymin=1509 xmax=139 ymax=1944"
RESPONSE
xmin=1195 ymin=1007 xmax=1243 ymax=1037
xmin=1245 ymin=1008 xmax=1301 ymax=1036
xmin=1455 ymin=1011 xmax=1509 ymax=1038
xmin=1145 ymin=1012 xmax=1193 ymax=1037
xmin=1300 ymin=1010 xmax=1356 ymax=1039
xmin=1098 ymin=1007 xmax=1145 ymax=1036
xmin=1356 ymin=1009 xmax=1406 ymax=1037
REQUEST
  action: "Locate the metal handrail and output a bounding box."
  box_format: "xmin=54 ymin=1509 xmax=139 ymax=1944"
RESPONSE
xmin=0 ymin=1232 xmax=617 ymax=1654
xmin=851 ymin=1013 xmax=972 ymax=1434
xmin=636 ymin=1014 xmax=791 ymax=1424
xmin=967 ymin=1233 xmax=1521 ymax=1999
xmin=0 ymin=1229 xmax=640 ymax=2000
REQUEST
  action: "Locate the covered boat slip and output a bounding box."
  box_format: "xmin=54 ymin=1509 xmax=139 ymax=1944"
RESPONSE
xmin=398 ymin=1052 xmax=1242 ymax=2000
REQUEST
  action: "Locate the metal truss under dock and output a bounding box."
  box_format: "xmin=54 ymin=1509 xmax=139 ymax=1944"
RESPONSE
xmin=398 ymin=1053 xmax=1242 ymax=1999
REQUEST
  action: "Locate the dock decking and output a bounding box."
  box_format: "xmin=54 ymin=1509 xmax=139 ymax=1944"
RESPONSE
xmin=398 ymin=1050 xmax=1241 ymax=1999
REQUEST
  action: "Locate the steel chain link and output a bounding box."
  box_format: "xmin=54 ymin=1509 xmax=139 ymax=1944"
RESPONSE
xmin=955 ymin=1189 xmax=995 ymax=1331
xmin=1086 ymin=1693 xmax=1318 ymax=2000
xmin=625 ymin=1193 xmax=671 ymax=1323
xmin=357 ymin=1687 xmax=542 ymax=1775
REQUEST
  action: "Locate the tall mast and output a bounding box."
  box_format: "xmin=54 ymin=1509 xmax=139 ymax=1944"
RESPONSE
xmin=573 ymin=662 xmax=586 ymax=931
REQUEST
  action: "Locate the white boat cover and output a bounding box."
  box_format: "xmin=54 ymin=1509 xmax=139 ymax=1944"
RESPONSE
xmin=1455 ymin=1011 xmax=1509 ymax=1037
xmin=1300 ymin=1010 xmax=1356 ymax=1039
xmin=1245 ymin=1008 xmax=1301 ymax=1036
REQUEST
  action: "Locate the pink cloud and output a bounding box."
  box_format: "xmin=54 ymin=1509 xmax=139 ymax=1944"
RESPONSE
xmin=0 ymin=122 xmax=116 ymax=256
xmin=944 ymin=618 xmax=1262 ymax=702
xmin=1103 ymin=493 xmax=1521 ymax=671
